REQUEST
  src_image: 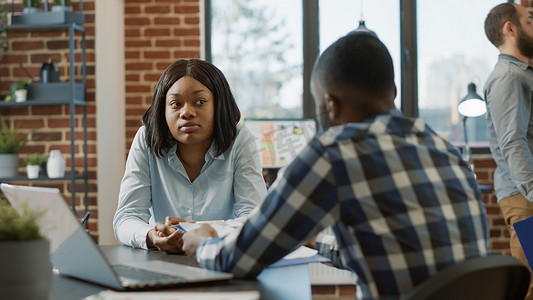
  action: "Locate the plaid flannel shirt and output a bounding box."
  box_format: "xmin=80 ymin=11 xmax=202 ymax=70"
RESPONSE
xmin=196 ymin=109 xmax=489 ymax=300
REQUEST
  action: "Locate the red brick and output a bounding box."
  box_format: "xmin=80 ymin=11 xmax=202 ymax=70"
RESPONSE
xmin=154 ymin=17 xmax=181 ymax=25
xmin=12 ymin=41 xmax=44 ymax=51
xmin=2 ymin=54 xmax=28 ymax=64
xmin=49 ymin=118 xmax=74 ymax=128
xmin=126 ymin=96 xmax=144 ymax=105
xmin=185 ymin=17 xmax=199 ymax=25
xmin=491 ymin=241 xmax=509 ymax=249
xmin=156 ymin=62 xmax=172 ymax=70
xmin=125 ymin=17 xmax=151 ymax=26
xmin=145 ymin=5 xmax=171 ymax=14
xmin=31 ymin=106 xmax=63 ymax=115
xmin=184 ymin=39 xmax=200 ymax=47
xmin=126 ymin=62 xmax=153 ymax=71
xmin=126 ymin=40 xmax=152 ymax=47
xmin=490 ymin=229 xmax=501 ymax=238
xmin=174 ymin=5 xmax=199 ymax=14
xmin=174 ymin=50 xmax=200 ymax=59
xmin=126 ymin=85 xmax=152 ymax=93
xmin=144 ymin=74 xmax=161 ymax=81
xmin=144 ymin=51 xmax=171 ymax=59
xmin=144 ymin=28 xmax=171 ymax=37
xmin=30 ymin=32 xmax=63 ymax=38
xmin=13 ymin=67 xmax=39 ymax=78
xmin=127 ymin=108 xmax=149 ymax=116
xmin=19 ymin=119 xmax=45 ymax=129
xmin=126 ymin=51 xmax=141 ymax=59
xmin=125 ymin=6 xmax=141 ymax=14
xmin=155 ymin=40 xmax=182 ymax=47
xmin=32 ymin=132 xmax=63 ymax=141
xmin=338 ymin=285 xmax=357 ymax=295
xmin=311 ymin=286 xmax=335 ymax=294
xmin=174 ymin=28 xmax=200 ymax=36
xmin=474 ymin=159 xmax=497 ymax=168
xmin=125 ymin=29 xmax=141 ymax=37
xmin=47 ymin=40 xmax=70 ymax=49
xmin=126 ymin=74 xmax=140 ymax=81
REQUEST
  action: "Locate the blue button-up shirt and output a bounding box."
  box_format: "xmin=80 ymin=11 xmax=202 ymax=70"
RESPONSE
xmin=485 ymin=54 xmax=533 ymax=202
xmin=114 ymin=125 xmax=267 ymax=249
xmin=195 ymin=110 xmax=489 ymax=300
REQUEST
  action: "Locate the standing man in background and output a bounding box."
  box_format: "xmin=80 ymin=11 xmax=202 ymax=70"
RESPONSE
xmin=485 ymin=3 xmax=533 ymax=299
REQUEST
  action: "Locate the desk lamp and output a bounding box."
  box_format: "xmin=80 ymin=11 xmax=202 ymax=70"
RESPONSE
xmin=458 ymin=82 xmax=486 ymax=162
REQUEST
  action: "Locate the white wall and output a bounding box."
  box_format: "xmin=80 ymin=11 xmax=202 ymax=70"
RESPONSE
xmin=95 ymin=0 xmax=125 ymax=245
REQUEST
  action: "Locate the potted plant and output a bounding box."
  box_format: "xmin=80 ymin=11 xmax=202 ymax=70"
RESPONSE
xmin=52 ymin=0 xmax=73 ymax=12
xmin=0 ymin=200 xmax=52 ymax=300
xmin=22 ymin=0 xmax=43 ymax=14
xmin=0 ymin=118 xmax=29 ymax=177
xmin=4 ymin=80 xmax=29 ymax=103
xmin=24 ymin=152 xmax=47 ymax=179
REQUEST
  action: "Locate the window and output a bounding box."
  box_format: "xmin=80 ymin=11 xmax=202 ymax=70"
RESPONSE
xmin=209 ymin=0 xmax=303 ymax=119
xmin=319 ymin=0 xmax=401 ymax=108
xmin=417 ymin=0 xmax=500 ymax=144
xmin=207 ymin=1 xmax=509 ymax=145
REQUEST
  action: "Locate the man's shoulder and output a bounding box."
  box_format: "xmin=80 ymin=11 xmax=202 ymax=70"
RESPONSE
xmin=317 ymin=112 xmax=423 ymax=147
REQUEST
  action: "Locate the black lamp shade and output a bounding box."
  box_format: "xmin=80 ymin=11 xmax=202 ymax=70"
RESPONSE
xmin=458 ymin=82 xmax=486 ymax=117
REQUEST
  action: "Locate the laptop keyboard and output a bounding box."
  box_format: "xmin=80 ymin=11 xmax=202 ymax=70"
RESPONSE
xmin=113 ymin=265 xmax=186 ymax=288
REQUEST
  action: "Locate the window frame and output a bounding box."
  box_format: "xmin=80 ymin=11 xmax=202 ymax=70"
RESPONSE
xmin=203 ymin=0 xmax=514 ymax=121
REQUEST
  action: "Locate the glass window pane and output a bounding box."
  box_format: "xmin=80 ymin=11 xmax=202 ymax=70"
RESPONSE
xmin=418 ymin=0 xmax=500 ymax=145
xmin=319 ymin=0 xmax=401 ymax=108
xmin=210 ymin=0 xmax=303 ymax=119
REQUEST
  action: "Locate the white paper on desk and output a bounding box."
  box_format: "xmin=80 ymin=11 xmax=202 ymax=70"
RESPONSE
xmin=178 ymin=221 xmax=242 ymax=237
xmin=84 ymin=290 xmax=259 ymax=300
xmin=282 ymin=246 xmax=318 ymax=260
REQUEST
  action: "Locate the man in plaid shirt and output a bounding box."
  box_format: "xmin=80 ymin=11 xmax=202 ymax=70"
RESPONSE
xmin=182 ymin=33 xmax=489 ymax=299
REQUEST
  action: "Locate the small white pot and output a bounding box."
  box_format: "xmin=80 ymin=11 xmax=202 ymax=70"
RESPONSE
xmin=15 ymin=89 xmax=27 ymax=102
xmin=51 ymin=5 xmax=73 ymax=12
xmin=26 ymin=165 xmax=40 ymax=179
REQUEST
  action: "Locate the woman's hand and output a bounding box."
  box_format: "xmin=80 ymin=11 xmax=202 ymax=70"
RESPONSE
xmin=146 ymin=222 xmax=184 ymax=253
xmin=165 ymin=216 xmax=193 ymax=226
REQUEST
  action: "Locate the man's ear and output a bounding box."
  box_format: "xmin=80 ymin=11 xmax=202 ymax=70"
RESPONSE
xmin=503 ymin=20 xmax=516 ymax=37
xmin=324 ymin=94 xmax=340 ymax=122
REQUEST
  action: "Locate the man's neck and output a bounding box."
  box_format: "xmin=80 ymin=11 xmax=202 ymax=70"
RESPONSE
xmin=499 ymin=46 xmax=530 ymax=64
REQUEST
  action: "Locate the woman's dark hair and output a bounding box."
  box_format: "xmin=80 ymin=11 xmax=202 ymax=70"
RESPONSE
xmin=142 ymin=59 xmax=241 ymax=158
xmin=485 ymin=3 xmax=520 ymax=47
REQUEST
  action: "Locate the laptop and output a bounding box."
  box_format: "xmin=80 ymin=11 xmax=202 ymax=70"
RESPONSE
xmin=0 ymin=183 xmax=233 ymax=290
xmin=513 ymin=216 xmax=533 ymax=270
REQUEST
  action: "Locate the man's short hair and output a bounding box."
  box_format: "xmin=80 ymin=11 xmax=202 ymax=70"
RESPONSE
xmin=312 ymin=32 xmax=395 ymax=99
xmin=485 ymin=3 xmax=520 ymax=47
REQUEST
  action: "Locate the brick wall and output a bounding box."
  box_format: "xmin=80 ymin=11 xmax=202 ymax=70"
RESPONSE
xmin=124 ymin=0 xmax=200 ymax=146
xmin=471 ymin=154 xmax=509 ymax=256
xmin=0 ymin=1 xmax=97 ymax=232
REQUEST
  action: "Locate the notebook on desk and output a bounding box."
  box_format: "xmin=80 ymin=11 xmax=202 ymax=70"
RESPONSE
xmin=0 ymin=183 xmax=233 ymax=290
xmin=513 ymin=216 xmax=533 ymax=270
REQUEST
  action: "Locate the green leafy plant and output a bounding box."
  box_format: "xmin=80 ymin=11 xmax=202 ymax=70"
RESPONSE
xmin=0 ymin=118 xmax=29 ymax=153
xmin=24 ymin=0 xmax=42 ymax=8
xmin=0 ymin=200 xmax=44 ymax=241
xmin=24 ymin=152 xmax=47 ymax=166
xmin=4 ymin=80 xmax=29 ymax=102
xmin=54 ymin=0 xmax=71 ymax=5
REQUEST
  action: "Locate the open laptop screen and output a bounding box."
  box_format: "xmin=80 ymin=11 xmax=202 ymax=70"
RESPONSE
xmin=244 ymin=119 xmax=316 ymax=168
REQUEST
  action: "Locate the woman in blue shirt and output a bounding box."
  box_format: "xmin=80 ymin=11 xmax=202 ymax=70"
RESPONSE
xmin=113 ymin=59 xmax=267 ymax=252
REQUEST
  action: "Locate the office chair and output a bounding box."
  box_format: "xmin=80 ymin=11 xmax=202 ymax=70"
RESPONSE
xmin=401 ymin=255 xmax=530 ymax=300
